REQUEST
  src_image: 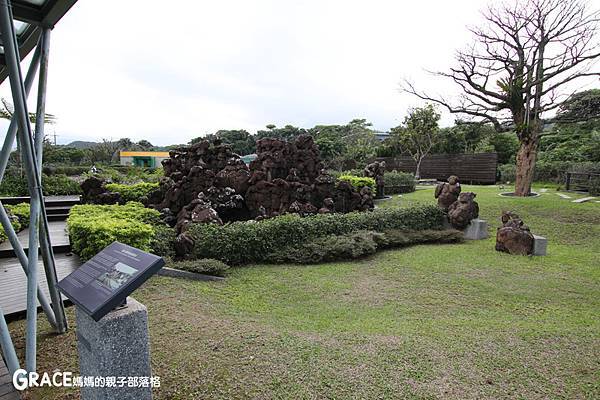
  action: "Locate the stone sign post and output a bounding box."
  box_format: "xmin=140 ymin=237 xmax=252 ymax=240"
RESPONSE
xmin=59 ymin=242 xmax=165 ymax=400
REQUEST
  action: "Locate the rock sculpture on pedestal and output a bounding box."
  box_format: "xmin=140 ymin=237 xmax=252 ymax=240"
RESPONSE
xmin=447 ymin=192 xmax=479 ymax=229
xmin=495 ymin=211 xmax=534 ymax=255
xmin=434 ymin=175 xmax=461 ymax=211
xmin=364 ymin=161 xmax=386 ymax=199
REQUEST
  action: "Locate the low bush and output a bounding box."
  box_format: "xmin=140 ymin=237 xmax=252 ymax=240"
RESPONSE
xmin=67 ymin=202 xmax=161 ymax=260
xmin=150 ymin=224 xmax=176 ymax=258
xmin=42 ymin=174 xmax=82 ymax=195
xmin=338 ymin=175 xmax=376 ymax=191
xmin=266 ymin=231 xmax=381 ymax=264
xmin=498 ymin=164 xmax=516 ymax=183
xmin=589 ymin=178 xmax=600 ymax=196
xmin=5 ymin=203 xmax=30 ymax=229
xmin=0 ymin=205 xmax=26 ymax=243
xmin=265 ymin=229 xmax=463 ymax=264
xmin=168 ymin=259 xmax=230 ymax=277
xmin=384 ymin=171 xmax=415 ymax=193
xmin=0 ymin=174 xmax=28 ymax=196
xmin=105 ymin=182 xmax=159 ymax=203
xmin=43 ymin=165 xmax=90 ymax=176
xmin=189 ymin=205 xmax=445 ymax=264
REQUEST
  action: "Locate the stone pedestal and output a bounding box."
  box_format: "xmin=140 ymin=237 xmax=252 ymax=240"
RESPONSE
xmin=76 ymin=297 xmax=152 ymax=400
xmin=533 ymin=234 xmax=547 ymax=256
xmin=463 ymin=219 xmax=489 ymax=240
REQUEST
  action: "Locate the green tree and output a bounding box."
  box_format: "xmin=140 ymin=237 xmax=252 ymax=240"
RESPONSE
xmin=388 ymin=104 xmax=441 ymax=179
xmin=206 ymin=129 xmax=256 ymax=155
xmin=403 ymin=0 xmax=600 ymax=195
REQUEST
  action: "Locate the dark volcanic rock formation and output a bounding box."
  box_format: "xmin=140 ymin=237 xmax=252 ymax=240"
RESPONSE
xmin=434 ymin=175 xmax=461 ymax=211
xmin=495 ymin=211 xmax=534 ymax=255
xmin=447 ymin=192 xmax=479 ymax=229
xmin=150 ymin=135 xmax=373 ymax=256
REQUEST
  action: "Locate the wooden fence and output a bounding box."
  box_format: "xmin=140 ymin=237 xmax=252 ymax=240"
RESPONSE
xmin=372 ymin=153 xmax=498 ymax=184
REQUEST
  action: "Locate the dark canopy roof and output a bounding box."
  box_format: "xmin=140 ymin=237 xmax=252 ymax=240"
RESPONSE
xmin=0 ymin=0 xmax=77 ymax=84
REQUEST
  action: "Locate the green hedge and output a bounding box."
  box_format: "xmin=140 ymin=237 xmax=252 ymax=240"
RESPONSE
xmin=105 ymin=182 xmax=159 ymax=202
xmin=265 ymin=229 xmax=463 ymax=264
xmin=167 ymin=259 xmax=230 ymax=277
xmin=67 ymin=202 xmax=161 ymax=260
xmin=384 ymin=171 xmax=416 ymax=193
xmin=338 ymin=175 xmax=376 ymax=191
xmin=189 ymin=205 xmax=445 ymax=265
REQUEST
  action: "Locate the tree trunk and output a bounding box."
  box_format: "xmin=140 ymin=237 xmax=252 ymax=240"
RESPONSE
xmin=514 ymin=138 xmax=538 ymax=196
xmin=415 ymin=158 xmax=422 ymax=180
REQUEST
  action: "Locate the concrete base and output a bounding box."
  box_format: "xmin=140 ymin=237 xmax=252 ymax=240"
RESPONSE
xmin=533 ymin=234 xmax=547 ymax=256
xmin=76 ymin=297 xmax=152 ymax=400
xmin=463 ymin=219 xmax=489 ymax=240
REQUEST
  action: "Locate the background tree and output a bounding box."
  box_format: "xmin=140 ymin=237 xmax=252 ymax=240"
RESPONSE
xmin=205 ymin=129 xmax=256 ymax=155
xmin=402 ymin=0 xmax=600 ymax=195
xmin=137 ymin=139 xmax=155 ymax=150
xmin=388 ymin=104 xmax=441 ymax=179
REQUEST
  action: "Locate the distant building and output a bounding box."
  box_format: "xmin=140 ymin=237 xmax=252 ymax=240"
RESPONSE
xmin=119 ymin=151 xmax=169 ymax=168
xmin=240 ymin=154 xmax=257 ymax=164
xmin=374 ymin=131 xmax=390 ymax=141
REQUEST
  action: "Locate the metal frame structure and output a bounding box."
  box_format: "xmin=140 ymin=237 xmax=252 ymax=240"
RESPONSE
xmin=0 ymin=0 xmax=76 ymax=375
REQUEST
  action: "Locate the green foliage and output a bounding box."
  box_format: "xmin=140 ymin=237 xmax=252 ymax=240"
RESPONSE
xmin=265 ymin=229 xmax=463 ymax=264
xmin=0 ymin=173 xmax=28 ymax=196
xmin=338 ymin=175 xmax=376 ymax=191
xmin=189 ymin=205 xmax=445 ymax=264
xmin=150 ymin=224 xmax=176 ymax=258
xmin=168 ymin=259 xmax=230 ymax=277
xmin=266 ymin=231 xmax=381 ymax=264
xmin=67 ymin=202 xmax=161 ymax=260
xmin=105 ymin=182 xmax=159 ymax=202
xmin=43 ymin=165 xmax=90 ymax=176
xmin=383 ymin=171 xmax=416 ymax=193
xmin=202 ymin=129 xmax=256 ymax=156
xmin=42 ymin=174 xmax=82 ymax=195
xmin=376 ymin=229 xmax=463 ymax=249
xmin=555 ymin=89 xmax=600 ymax=123
xmin=386 ymin=105 xmax=441 ymax=178
xmin=256 ymin=124 xmax=309 ymax=141
xmin=539 ymin=120 xmax=600 ymax=162
xmin=589 ymin=178 xmax=600 ymax=196
xmin=498 ymin=164 xmax=516 ymax=183
xmin=535 ymin=161 xmax=600 ymax=183
xmin=5 ymin=203 xmax=30 ymax=229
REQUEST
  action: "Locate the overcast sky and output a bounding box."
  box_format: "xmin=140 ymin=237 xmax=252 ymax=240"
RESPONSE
xmin=0 ymin=0 xmax=598 ymax=146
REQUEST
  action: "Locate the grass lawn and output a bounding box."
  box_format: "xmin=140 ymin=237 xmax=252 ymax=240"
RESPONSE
xmin=9 ymin=185 xmax=600 ymax=399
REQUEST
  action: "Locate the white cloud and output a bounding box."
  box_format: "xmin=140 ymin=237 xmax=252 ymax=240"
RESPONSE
xmin=0 ymin=0 xmax=597 ymax=146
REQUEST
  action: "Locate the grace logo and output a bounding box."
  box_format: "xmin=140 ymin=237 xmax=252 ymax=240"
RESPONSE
xmin=12 ymin=369 xmax=73 ymax=391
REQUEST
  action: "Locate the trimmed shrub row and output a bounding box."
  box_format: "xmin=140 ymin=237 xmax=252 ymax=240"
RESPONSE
xmin=265 ymin=229 xmax=463 ymax=264
xmin=167 ymin=259 xmax=230 ymax=277
xmin=0 ymin=173 xmax=81 ymax=196
xmin=67 ymin=202 xmax=163 ymax=260
xmin=188 ymin=205 xmax=445 ymax=265
xmin=105 ymin=182 xmax=159 ymax=203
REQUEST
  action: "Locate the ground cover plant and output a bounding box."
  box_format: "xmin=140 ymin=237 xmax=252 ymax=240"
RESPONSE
xmin=10 ymin=185 xmax=600 ymax=399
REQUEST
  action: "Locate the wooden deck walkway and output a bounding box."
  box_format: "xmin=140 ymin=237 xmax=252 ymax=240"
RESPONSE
xmin=0 ymin=220 xmax=70 ymax=255
xmin=0 ymin=253 xmax=80 ymax=316
xmin=0 ymin=357 xmax=18 ymax=400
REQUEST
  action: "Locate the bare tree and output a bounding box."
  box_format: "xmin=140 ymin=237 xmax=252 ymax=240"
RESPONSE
xmin=402 ymin=0 xmax=600 ymax=195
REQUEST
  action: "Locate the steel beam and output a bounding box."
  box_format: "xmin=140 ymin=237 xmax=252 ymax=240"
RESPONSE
xmin=0 ymin=0 xmax=42 ymax=372
xmin=34 ymin=27 xmax=67 ymax=333
xmin=0 ymin=305 xmax=19 ymax=376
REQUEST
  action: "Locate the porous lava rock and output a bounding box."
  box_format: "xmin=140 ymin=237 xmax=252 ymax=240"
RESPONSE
xmin=447 ymin=192 xmax=479 ymax=229
xmin=495 ymin=211 xmax=534 ymax=255
xmin=434 ymin=175 xmax=461 ymax=211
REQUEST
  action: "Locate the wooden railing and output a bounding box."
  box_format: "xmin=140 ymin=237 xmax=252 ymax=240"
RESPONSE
xmin=565 ymin=172 xmax=600 ymax=192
